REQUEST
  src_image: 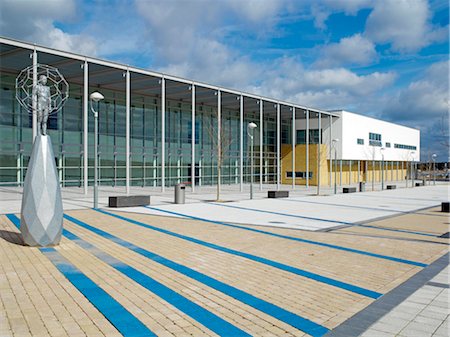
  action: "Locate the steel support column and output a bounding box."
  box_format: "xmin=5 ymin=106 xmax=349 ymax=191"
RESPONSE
xmin=240 ymin=95 xmax=244 ymax=192
xmin=317 ymin=112 xmax=321 ymax=195
xmin=83 ymin=60 xmax=88 ymax=194
xmin=259 ymin=99 xmax=263 ymax=191
xmin=306 ymin=110 xmax=309 ymax=189
xmin=292 ymin=107 xmax=296 ymax=189
xmin=191 ymin=84 xmax=195 ymax=192
xmin=125 ymin=69 xmax=130 ymax=194
xmin=32 ymin=48 xmax=37 ymax=141
xmin=276 ymin=103 xmax=280 ymax=190
xmin=329 ymin=115 xmax=332 ymax=186
xmin=218 ymin=90 xmax=222 ymax=197
xmin=161 ymin=77 xmax=165 ymax=192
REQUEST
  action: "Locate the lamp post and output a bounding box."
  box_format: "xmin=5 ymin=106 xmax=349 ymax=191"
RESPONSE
xmin=380 ymin=147 xmax=385 ymax=190
xmin=410 ymin=151 xmax=415 ymax=188
xmin=332 ymin=139 xmax=339 ymax=194
xmin=248 ymin=122 xmax=257 ymax=199
xmin=90 ymin=91 xmax=104 ymax=208
xmin=432 ymin=153 xmax=437 ymax=185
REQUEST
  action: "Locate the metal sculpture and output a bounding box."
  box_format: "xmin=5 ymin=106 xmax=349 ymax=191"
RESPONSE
xmin=15 ymin=64 xmax=69 ymax=246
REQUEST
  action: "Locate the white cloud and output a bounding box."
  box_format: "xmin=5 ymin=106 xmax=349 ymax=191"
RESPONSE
xmin=246 ymin=57 xmax=396 ymax=111
xmin=0 ymin=0 xmax=97 ymax=55
xmin=365 ymin=0 xmax=447 ymax=53
xmin=383 ymin=61 xmax=449 ymax=121
xmin=316 ymin=34 xmax=377 ymax=67
xmin=310 ymin=0 xmax=372 ymax=29
xmin=382 ymin=60 xmax=449 ymax=156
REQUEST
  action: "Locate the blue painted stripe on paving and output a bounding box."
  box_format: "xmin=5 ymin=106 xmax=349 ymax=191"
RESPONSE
xmin=97 ymin=209 xmax=381 ymax=299
xmin=5 ymin=214 xmax=155 ymax=337
xmin=64 ymin=213 xmax=330 ymax=337
xmin=146 ymin=206 xmax=427 ymax=268
xmin=213 ymin=202 xmax=354 ymax=225
xmin=61 ymin=227 xmax=250 ymax=337
xmin=281 ymin=199 xmax=440 ymax=237
xmin=355 ymin=224 xmax=440 ymax=237
xmin=214 ymin=202 xmax=439 ymax=238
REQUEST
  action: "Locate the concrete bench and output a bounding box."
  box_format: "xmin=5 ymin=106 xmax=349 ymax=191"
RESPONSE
xmin=108 ymin=195 xmax=150 ymax=208
xmin=442 ymin=202 xmax=450 ymax=213
xmin=415 ymin=182 xmax=424 ymax=187
xmin=268 ymin=191 xmax=289 ymax=198
xmin=343 ymin=187 xmax=357 ymax=193
xmin=386 ymin=185 xmax=396 ymax=190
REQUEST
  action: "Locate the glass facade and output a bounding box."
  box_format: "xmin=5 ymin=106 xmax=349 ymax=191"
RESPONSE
xmin=0 ymin=39 xmax=340 ymax=189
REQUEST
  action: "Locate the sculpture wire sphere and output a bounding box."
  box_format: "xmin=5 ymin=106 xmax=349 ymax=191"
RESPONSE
xmin=16 ymin=64 xmax=69 ymax=135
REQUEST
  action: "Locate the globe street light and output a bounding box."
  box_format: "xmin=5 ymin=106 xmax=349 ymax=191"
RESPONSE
xmin=90 ymin=91 xmax=104 ymax=208
xmin=332 ymin=139 xmax=339 ymax=194
xmin=380 ymin=147 xmax=385 ymax=190
xmin=432 ymin=153 xmax=437 ymax=185
xmin=247 ymin=122 xmax=257 ymax=199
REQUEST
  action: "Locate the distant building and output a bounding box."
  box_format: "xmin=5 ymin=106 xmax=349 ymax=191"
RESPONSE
xmin=0 ymin=37 xmax=420 ymax=190
xmin=281 ymin=110 xmax=420 ymax=186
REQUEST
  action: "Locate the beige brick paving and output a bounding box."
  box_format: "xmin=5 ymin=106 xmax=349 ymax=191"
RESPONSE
xmin=103 ymin=210 xmax=446 ymax=287
xmin=0 ymin=206 xmax=447 ymax=337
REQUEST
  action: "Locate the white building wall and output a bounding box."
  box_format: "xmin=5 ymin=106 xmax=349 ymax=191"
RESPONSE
xmin=296 ymin=110 xmax=420 ymax=161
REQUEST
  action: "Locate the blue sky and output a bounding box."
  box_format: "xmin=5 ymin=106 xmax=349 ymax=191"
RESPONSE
xmin=1 ymin=0 xmax=448 ymax=160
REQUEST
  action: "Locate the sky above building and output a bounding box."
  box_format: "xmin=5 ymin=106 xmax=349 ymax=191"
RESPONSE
xmin=0 ymin=0 xmax=448 ymax=160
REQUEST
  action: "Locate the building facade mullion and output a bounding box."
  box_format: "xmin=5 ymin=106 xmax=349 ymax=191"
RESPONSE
xmin=276 ymin=103 xmax=280 ymax=190
xmin=240 ymin=95 xmax=243 ymax=192
xmin=329 ymin=115 xmax=332 ymax=186
xmin=32 ymin=48 xmax=37 ymax=141
xmin=83 ymin=60 xmax=88 ymax=194
xmin=306 ymin=110 xmax=309 ymax=189
xmin=191 ymin=84 xmax=195 ymax=192
xmin=161 ymin=77 xmax=165 ymax=192
xmin=317 ymin=112 xmax=321 ymax=195
xmin=259 ymin=99 xmax=263 ymax=190
xmin=292 ymin=107 xmax=295 ymax=189
xmin=125 ymin=69 xmax=130 ymax=194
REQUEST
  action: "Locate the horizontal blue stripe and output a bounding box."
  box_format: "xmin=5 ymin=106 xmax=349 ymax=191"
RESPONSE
xmin=6 ymin=214 xmax=155 ymax=337
xmin=61 ymin=227 xmax=249 ymax=337
xmin=64 ymin=213 xmax=329 ymax=337
xmin=204 ymin=204 xmax=428 ymax=267
xmin=356 ymin=224 xmax=440 ymax=237
xmin=213 ymin=202 xmax=354 ymax=225
xmin=97 ymin=209 xmax=381 ymax=299
xmin=146 ymin=206 xmax=427 ymax=268
xmin=282 ymin=199 xmax=440 ymax=237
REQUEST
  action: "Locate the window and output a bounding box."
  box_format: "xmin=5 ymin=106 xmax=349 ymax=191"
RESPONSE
xmin=357 ymin=138 xmax=364 ymax=145
xmin=369 ymin=132 xmax=382 ymax=146
xmin=394 ymin=143 xmax=416 ymax=150
xmin=296 ymin=129 xmax=322 ymax=144
xmin=286 ymin=171 xmax=313 ymax=179
xmin=385 ymin=142 xmax=391 ymax=148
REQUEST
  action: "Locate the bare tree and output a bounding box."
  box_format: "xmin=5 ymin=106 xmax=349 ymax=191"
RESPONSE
xmin=206 ymin=116 xmax=234 ymax=201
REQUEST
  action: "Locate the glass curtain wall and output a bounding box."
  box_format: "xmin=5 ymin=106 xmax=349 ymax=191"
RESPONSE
xmin=89 ymin=87 xmax=126 ymax=186
xmin=195 ymin=100 xmax=217 ymax=186
xmin=48 ymin=83 xmax=84 ymax=187
xmin=165 ymin=99 xmax=191 ymax=187
xmin=243 ymin=99 xmax=260 ymax=184
xmin=262 ymin=102 xmax=277 ymax=185
xmin=130 ymin=92 xmax=161 ymax=187
xmin=0 ymin=72 xmax=32 ymax=185
xmin=221 ymin=94 xmax=240 ymax=186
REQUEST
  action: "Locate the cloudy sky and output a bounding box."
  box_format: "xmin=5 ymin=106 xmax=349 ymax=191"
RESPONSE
xmin=1 ymin=0 xmax=448 ymax=160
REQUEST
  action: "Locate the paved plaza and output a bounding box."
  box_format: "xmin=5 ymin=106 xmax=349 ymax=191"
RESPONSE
xmin=0 ymin=184 xmax=448 ymax=336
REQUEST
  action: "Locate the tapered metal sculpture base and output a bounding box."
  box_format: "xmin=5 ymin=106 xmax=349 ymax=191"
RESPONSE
xmin=20 ymin=135 xmax=63 ymax=246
